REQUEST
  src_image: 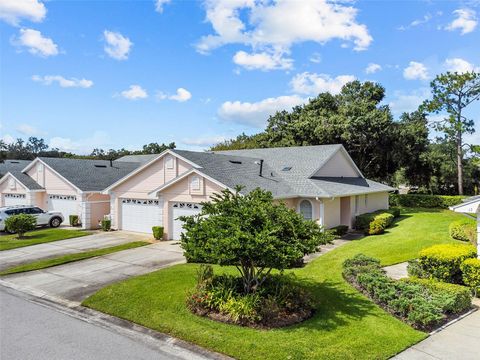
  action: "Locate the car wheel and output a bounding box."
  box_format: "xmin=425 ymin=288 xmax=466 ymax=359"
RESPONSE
xmin=49 ymin=217 xmax=62 ymax=228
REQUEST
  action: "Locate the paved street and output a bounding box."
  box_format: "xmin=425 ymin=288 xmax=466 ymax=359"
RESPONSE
xmin=1 ymin=240 xmax=185 ymax=302
xmin=0 ymin=286 xmax=214 ymax=360
xmin=0 ymin=231 xmax=151 ymax=271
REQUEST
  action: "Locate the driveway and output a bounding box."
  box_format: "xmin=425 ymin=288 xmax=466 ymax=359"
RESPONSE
xmin=0 ymin=231 xmax=151 ymax=271
xmin=0 ymin=240 xmax=185 ymax=302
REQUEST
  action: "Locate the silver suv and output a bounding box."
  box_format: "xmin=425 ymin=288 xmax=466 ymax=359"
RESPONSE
xmin=0 ymin=206 xmax=64 ymax=233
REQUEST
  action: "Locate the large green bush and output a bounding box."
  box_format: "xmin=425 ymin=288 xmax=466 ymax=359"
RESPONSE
xmin=389 ymin=194 xmax=464 ymax=208
xmin=412 ymin=244 xmax=477 ymax=284
xmin=329 ymin=225 xmax=349 ymax=237
xmin=355 ymin=210 xmax=396 ymax=235
xmin=449 ymin=219 xmax=477 ymax=244
xmin=343 ymin=254 xmax=471 ymax=330
xmin=461 ymin=258 xmax=480 ymax=296
xmin=4 ymin=214 xmax=36 ymax=239
xmin=181 ymin=186 xmax=333 ymax=293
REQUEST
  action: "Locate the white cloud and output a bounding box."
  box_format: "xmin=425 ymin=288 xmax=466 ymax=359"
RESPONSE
xmin=397 ymin=12 xmax=441 ymax=31
xmin=155 ymin=0 xmax=171 ymax=13
xmin=182 ymin=135 xmax=228 ymax=146
xmin=290 ymin=72 xmax=355 ymax=95
xmin=49 ymin=131 xmax=112 ymax=154
xmin=389 ymin=88 xmax=430 ymax=116
xmin=197 ymin=0 xmax=372 ymax=70
xmin=1 ymin=134 xmax=15 ymax=144
xmin=218 ymin=95 xmax=306 ymax=127
xmin=309 ymin=52 xmax=322 ymax=64
xmin=365 ymin=63 xmax=382 ymax=74
xmin=103 ymin=30 xmax=132 ymax=60
xmin=120 ymin=85 xmax=148 ymax=100
xmin=233 ymin=50 xmax=293 ymax=71
xmin=403 ymin=61 xmax=429 ymax=80
xmin=0 ymin=0 xmax=46 ymax=26
xmin=32 ymin=75 xmax=93 ymax=88
xmin=14 ymin=28 xmax=58 ymax=57
xmin=444 ymin=58 xmax=479 ymax=73
xmin=445 ymin=9 xmax=477 ymax=34
xmin=16 ymin=123 xmax=45 ymax=136
xmin=157 ymin=87 xmax=192 ymax=102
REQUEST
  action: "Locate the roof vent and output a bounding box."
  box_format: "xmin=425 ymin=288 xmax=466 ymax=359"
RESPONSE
xmin=10 ymin=161 xmax=20 ymax=164
xmin=94 ymin=164 xmax=107 ymax=168
xmin=229 ymin=160 xmax=242 ymax=164
xmin=282 ymin=166 xmax=292 ymax=171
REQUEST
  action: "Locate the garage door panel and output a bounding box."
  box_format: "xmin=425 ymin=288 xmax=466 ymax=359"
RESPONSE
xmin=120 ymin=198 xmax=163 ymax=234
xmin=171 ymin=202 xmax=202 ymax=240
xmin=4 ymin=194 xmax=27 ymax=206
xmin=48 ymin=195 xmax=78 ymax=221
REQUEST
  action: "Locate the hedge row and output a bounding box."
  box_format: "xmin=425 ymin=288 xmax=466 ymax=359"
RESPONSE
xmin=449 ymin=219 xmax=477 ymax=244
xmin=343 ymin=254 xmax=472 ymax=330
xmin=389 ymin=194 xmax=465 ymax=208
xmin=354 ymin=208 xmax=400 ymax=235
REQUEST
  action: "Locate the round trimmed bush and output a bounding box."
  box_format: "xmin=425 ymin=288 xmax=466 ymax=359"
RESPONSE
xmin=418 ymin=244 xmax=477 ymax=284
xmin=449 ymin=219 xmax=477 ymax=243
xmin=461 ymin=258 xmax=480 ymax=296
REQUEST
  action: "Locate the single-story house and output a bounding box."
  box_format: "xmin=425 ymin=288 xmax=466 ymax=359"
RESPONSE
xmin=449 ymin=196 xmax=480 ymax=258
xmin=104 ymin=144 xmax=394 ymax=239
xmin=0 ymin=158 xmax=141 ymax=229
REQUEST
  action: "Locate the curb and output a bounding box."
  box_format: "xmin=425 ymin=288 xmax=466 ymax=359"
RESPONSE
xmin=0 ymin=280 xmax=232 ymax=360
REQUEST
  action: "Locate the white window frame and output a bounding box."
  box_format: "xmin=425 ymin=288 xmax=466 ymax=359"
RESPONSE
xmin=190 ymin=176 xmax=200 ymax=191
xmin=299 ymin=199 xmax=313 ymax=220
xmin=165 ymin=156 xmax=174 ymax=169
xmin=355 ymin=195 xmax=359 ymax=214
xmin=8 ymin=178 xmax=15 ymax=190
xmin=364 ymin=194 xmax=368 ymax=208
xmin=37 ymin=163 xmax=44 ymax=173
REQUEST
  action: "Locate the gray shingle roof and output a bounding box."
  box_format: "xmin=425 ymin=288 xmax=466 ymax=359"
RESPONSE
xmin=39 ymin=157 xmax=142 ymax=192
xmin=0 ymin=160 xmax=44 ymax=190
xmin=174 ymin=146 xmax=394 ymax=198
xmin=116 ymin=154 xmax=159 ymax=164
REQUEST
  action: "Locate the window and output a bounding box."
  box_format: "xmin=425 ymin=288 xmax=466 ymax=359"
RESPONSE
xmin=355 ymin=195 xmax=359 ymax=214
xmin=299 ymin=200 xmax=313 ymax=220
xmin=364 ymin=194 xmax=368 ymax=208
xmin=8 ymin=178 xmax=15 ymax=190
xmin=37 ymin=163 xmax=44 ymax=172
xmin=191 ymin=176 xmax=200 ymax=191
xmin=165 ymin=156 xmax=174 ymax=169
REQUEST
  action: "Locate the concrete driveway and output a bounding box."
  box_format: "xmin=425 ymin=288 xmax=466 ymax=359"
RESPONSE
xmin=0 ymin=240 xmax=185 ymax=303
xmin=0 ymin=231 xmax=151 ymax=271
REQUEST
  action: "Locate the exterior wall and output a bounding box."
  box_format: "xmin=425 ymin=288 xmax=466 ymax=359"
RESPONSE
xmin=0 ymin=175 xmax=31 ymax=207
xmin=85 ymin=193 xmax=110 ymax=229
xmin=353 ymin=192 xmax=389 ymax=216
xmin=159 ymin=175 xmax=225 ymax=239
xmin=27 ymin=164 xmax=78 ymax=196
xmin=313 ymin=151 xmax=359 ymax=177
xmin=323 ymin=197 xmax=341 ymax=228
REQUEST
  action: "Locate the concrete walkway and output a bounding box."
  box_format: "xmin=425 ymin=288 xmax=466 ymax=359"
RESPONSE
xmin=394 ymin=307 xmax=480 ymax=360
xmin=304 ymin=231 xmax=363 ymax=263
xmin=0 ymin=240 xmax=185 ymax=302
xmin=0 ymin=231 xmax=151 ymax=271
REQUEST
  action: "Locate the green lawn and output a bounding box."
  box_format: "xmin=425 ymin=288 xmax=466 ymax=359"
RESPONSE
xmin=0 ymin=241 xmax=149 ymax=276
xmin=83 ymin=208 xmax=466 ymax=360
xmin=0 ymin=228 xmax=90 ymax=251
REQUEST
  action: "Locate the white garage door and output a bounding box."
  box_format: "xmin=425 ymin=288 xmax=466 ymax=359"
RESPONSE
xmin=4 ymin=194 xmax=27 ymax=206
xmin=48 ymin=195 xmax=78 ymax=221
xmin=120 ymin=198 xmax=163 ymax=233
xmin=171 ymin=202 xmax=202 ymax=240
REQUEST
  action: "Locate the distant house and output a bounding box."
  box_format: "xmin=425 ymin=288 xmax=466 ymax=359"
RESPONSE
xmin=0 ymin=145 xmax=395 ymax=235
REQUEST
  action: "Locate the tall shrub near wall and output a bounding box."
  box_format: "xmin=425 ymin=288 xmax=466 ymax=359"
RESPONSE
xmin=389 ymin=194 xmax=464 ymax=208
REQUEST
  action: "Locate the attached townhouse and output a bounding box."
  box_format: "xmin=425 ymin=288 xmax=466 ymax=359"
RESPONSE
xmin=0 ymin=144 xmax=395 ymax=236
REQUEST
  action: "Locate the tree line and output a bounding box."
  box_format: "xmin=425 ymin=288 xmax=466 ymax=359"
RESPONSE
xmin=212 ymin=72 xmax=480 ymax=196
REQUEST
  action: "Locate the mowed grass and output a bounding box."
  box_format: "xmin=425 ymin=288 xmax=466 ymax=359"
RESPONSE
xmin=83 ymin=208 xmax=466 ymax=360
xmin=0 ymin=241 xmax=149 ymax=276
xmin=0 ymin=228 xmax=89 ymax=251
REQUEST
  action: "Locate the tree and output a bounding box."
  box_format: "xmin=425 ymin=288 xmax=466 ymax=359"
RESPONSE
xmin=5 ymin=214 xmax=37 ymax=239
xmin=180 ymin=187 xmax=332 ymax=293
xmin=423 ymin=71 xmax=480 ymax=195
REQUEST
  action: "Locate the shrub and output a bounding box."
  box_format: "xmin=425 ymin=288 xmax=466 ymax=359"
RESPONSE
xmin=355 ymin=210 xmax=395 ymax=235
xmin=69 ymin=215 xmax=80 ymax=227
xmin=152 ymin=226 xmax=164 ymax=240
xmin=343 ymin=253 xmax=471 ymax=330
xmin=403 ymin=277 xmax=471 ymax=313
xmin=5 ymin=214 xmax=36 ymax=239
xmin=415 ymin=244 xmax=477 ymax=284
xmin=389 ymin=194 xmax=464 ymax=208
xmin=449 ymin=219 xmax=477 ymax=244
xmin=181 ymin=186 xmax=333 ymax=293
xmin=101 ymin=219 xmax=111 ymax=231
xmin=461 ymin=258 xmax=480 ymax=296
xmin=187 ymin=268 xmax=314 ymax=328
xmin=329 ymin=225 xmax=349 ymax=237
xmin=386 ymin=207 xmax=401 ymax=218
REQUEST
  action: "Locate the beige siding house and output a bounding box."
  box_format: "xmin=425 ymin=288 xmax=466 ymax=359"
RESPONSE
xmin=104 ymin=145 xmax=394 ymax=239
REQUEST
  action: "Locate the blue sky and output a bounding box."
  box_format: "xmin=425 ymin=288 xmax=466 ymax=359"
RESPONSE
xmin=1 ymin=0 xmax=479 ymax=154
